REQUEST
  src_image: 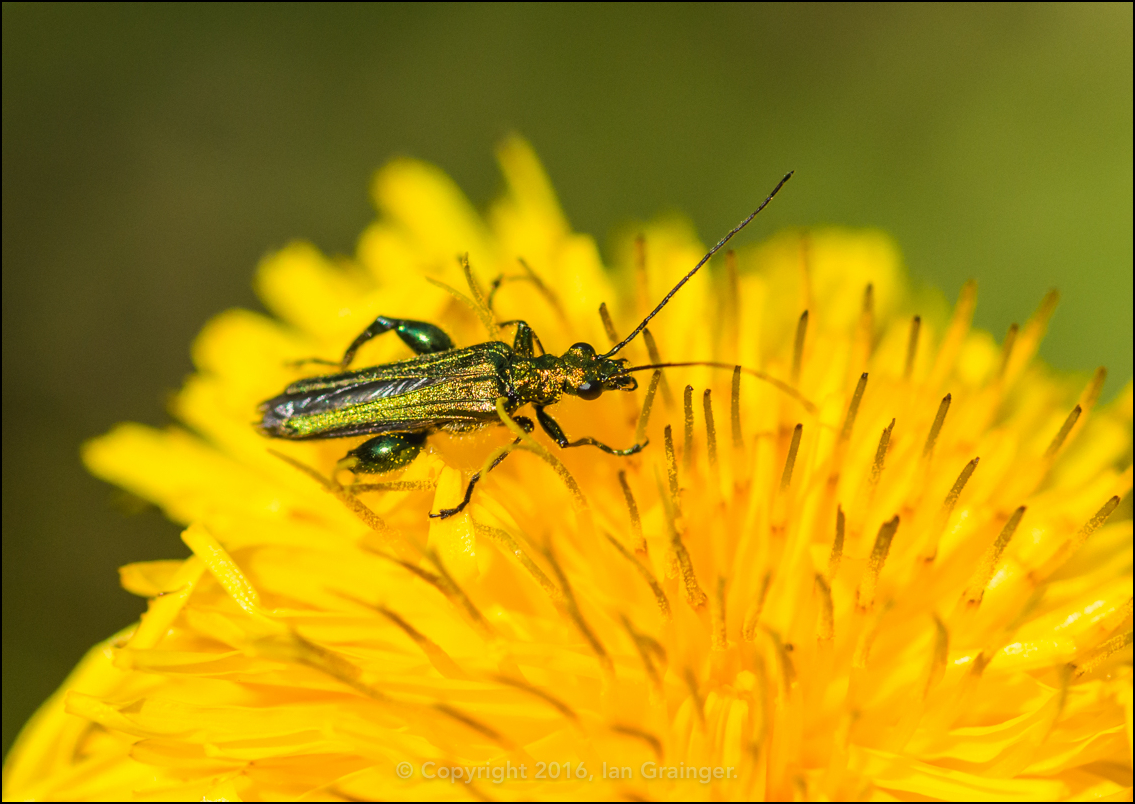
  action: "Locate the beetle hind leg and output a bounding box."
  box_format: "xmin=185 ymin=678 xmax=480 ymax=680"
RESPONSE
xmin=340 ymin=316 xmax=455 ymax=368
xmin=338 ymin=432 xmax=427 ymax=475
xmin=287 ymin=316 xmax=454 ymax=371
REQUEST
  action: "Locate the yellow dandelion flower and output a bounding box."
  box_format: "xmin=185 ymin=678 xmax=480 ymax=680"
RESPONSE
xmin=4 ymin=138 xmax=1131 ymax=802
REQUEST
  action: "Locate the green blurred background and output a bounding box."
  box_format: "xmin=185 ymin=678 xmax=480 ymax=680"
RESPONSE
xmin=2 ymin=4 xmax=1131 ymax=754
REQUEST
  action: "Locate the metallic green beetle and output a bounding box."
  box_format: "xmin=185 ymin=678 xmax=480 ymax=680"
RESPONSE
xmin=259 ymin=172 xmax=792 ymax=517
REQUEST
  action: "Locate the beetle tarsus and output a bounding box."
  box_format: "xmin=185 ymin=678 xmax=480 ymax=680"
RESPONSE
xmin=430 ymin=478 xmax=477 ymax=519
xmin=428 ymin=421 xmax=532 ymax=518
xmin=284 ymin=357 xmax=340 ymax=369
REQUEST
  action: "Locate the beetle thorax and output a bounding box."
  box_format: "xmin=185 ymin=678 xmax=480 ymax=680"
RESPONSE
xmin=507 ymin=355 xmax=566 ymax=406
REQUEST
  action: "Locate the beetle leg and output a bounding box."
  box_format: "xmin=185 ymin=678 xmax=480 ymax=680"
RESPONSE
xmin=340 ymin=316 xmax=455 ymax=368
xmin=430 ymin=417 xmax=534 ymax=519
xmin=338 ymin=431 xmax=427 ymax=474
xmin=486 ymin=273 xmax=508 ymax=313
xmin=535 ymin=406 xmax=647 ymax=456
xmin=497 ymin=320 xmax=543 ymax=357
xmin=285 ymin=357 xmax=341 ymax=369
xmin=486 ymin=271 xmax=546 ymax=315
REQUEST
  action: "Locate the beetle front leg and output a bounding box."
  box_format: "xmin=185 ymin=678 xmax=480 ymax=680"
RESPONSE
xmin=340 ymin=316 xmax=455 ymax=368
xmin=430 ymin=417 xmax=535 ymax=519
xmin=535 ymin=406 xmax=646 ymax=456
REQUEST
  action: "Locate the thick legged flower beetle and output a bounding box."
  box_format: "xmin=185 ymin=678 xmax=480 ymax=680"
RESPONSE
xmin=259 ymin=173 xmax=793 ymax=517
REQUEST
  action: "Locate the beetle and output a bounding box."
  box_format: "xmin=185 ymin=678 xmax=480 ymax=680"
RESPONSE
xmin=258 ymin=172 xmax=793 ymax=518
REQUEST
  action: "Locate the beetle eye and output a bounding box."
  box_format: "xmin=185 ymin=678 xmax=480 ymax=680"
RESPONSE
xmin=569 ymin=342 xmax=595 ymax=359
xmin=577 ymin=380 xmax=602 ymax=400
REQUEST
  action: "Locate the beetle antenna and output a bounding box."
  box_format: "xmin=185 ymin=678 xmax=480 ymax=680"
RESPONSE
xmin=617 ymin=359 xmax=815 ymax=413
xmin=602 ymin=171 xmax=794 ymax=358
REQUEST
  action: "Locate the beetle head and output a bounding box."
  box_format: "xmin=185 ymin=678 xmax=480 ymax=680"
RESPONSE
xmin=561 ymin=342 xmax=638 ymax=399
